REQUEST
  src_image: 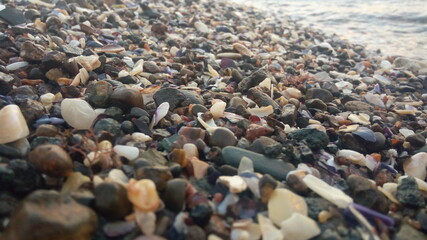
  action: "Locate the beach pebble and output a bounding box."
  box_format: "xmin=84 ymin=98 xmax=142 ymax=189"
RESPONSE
xmin=127 ymin=179 xmax=160 ymax=212
xmin=0 ymin=105 xmax=30 ymax=144
xmin=210 ymin=127 xmax=237 ymax=147
xmin=163 ymin=179 xmax=188 ymax=212
xmin=280 ymin=213 xmax=321 ymax=240
xmin=94 ymin=182 xmax=132 ymax=221
xmin=403 ymin=152 xmax=427 ymax=180
xmin=114 ymin=145 xmax=139 ymax=161
xmin=61 ymin=98 xmax=97 ymax=130
xmin=28 ymin=144 xmax=73 ymax=178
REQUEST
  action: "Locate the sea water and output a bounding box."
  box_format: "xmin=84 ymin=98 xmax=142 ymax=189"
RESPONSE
xmin=232 ymin=0 xmax=427 ymax=60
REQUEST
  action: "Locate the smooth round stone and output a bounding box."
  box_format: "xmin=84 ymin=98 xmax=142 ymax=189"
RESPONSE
xmin=183 ymin=143 xmax=198 ymax=158
xmin=35 ymin=124 xmax=59 ymax=137
xmin=249 ymin=136 xmax=282 ymax=158
xmin=268 ymin=188 xmax=308 ymax=226
xmin=0 ymin=105 xmax=30 ymax=144
xmin=305 ymin=88 xmax=333 ymax=102
xmin=210 ymin=127 xmax=237 ymax=148
xmin=94 ymin=182 xmax=132 ymax=221
xmin=2 ymin=190 xmax=97 ymax=240
xmin=61 ymin=98 xmax=97 ymax=130
xmin=28 ymin=144 xmax=73 ymax=178
xmin=163 ymin=179 xmax=188 ymax=212
xmin=114 ymin=145 xmax=139 ymax=160
xmin=406 ymin=134 xmax=426 ymax=148
xmin=110 ymin=87 xmax=144 ymax=110
xmin=344 ymin=101 xmax=373 ymax=112
xmin=135 ymin=166 xmax=172 ymax=191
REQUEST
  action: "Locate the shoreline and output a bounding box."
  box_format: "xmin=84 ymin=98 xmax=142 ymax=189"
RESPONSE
xmin=0 ymin=0 xmax=426 ymax=239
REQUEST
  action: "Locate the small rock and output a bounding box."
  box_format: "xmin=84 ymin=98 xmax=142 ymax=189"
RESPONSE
xmin=110 ymin=87 xmax=144 ymax=111
xmin=344 ymin=101 xmax=374 ymax=112
xmin=249 ymin=136 xmax=282 ymax=158
xmin=305 ymin=88 xmax=333 ymax=102
xmin=396 ymin=176 xmax=425 ymax=208
xmin=94 ymin=182 xmax=132 ymax=221
xmin=163 ymin=179 xmax=188 ymax=212
xmin=28 ymin=144 xmax=73 ymax=178
xmin=268 ymin=188 xmax=308 ymax=226
xmin=0 ymin=105 xmax=30 ymax=144
xmin=210 ymin=127 xmax=237 ymax=148
xmin=20 ymin=41 xmax=45 ymax=62
xmin=280 ymin=104 xmax=297 ymax=126
xmin=135 ymin=166 xmax=172 ymax=191
xmin=280 ymin=213 xmax=321 ymax=240
xmin=305 ymin=98 xmax=327 ymax=111
xmin=288 ymin=128 xmax=329 ymax=150
xmin=61 ymin=98 xmax=97 ymax=130
xmin=406 ymin=134 xmax=426 ymax=148
xmin=94 ymin=118 xmax=121 ymax=136
xmin=86 ymin=81 xmax=113 ymax=108
xmin=0 ymin=71 xmax=14 ymax=95
xmin=2 ymin=190 xmax=97 ymax=240
xmin=153 ymin=87 xmax=187 ymax=110
xmin=245 ymin=124 xmax=274 ymax=141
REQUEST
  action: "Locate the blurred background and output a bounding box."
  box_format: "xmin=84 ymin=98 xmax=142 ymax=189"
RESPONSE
xmin=232 ymin=0 xmax=427 ymax=61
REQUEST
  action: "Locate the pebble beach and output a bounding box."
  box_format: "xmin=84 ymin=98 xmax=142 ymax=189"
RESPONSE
xmin=0 ymin=0 xmax=427 ymax=240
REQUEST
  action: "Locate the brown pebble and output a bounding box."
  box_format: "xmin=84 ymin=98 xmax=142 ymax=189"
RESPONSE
xmin=28 ymin=144 xmax=73 ymax=178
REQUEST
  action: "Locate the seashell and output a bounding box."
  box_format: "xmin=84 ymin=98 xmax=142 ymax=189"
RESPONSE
xmin=40 ymin=93 xmax=56 ymax=106
xmin=338 ymin=124 xmax=359 ymax=133
xmin=114 ymin=145 xmax=139 ymax=161
xmin=70 ymin=73 xmax=81 ymax=86
xmin=303 ymin=174 xmax=353 ymax=208
xmin=223 ymin=112 xmax=244 ymax=123
xmin=34 ymin=19 xmax=46 ymax=33
xmin=364 ymin=92 xmax=385 ymax=108
xmin=6 ymin=61 xmax=29 ymax=71
xmin=258 ymin=78 xmax=271 ymax=89
xmin=219 ymin=175 xmax=247 ymax=193
xmin=0 ymin=105 xmax=30 ymax=144
xmin=127 ymin=179 xmax=160 ymax=212
xmin=130 ymin=63 xmax=143 ymax=76
xmin=216 ymin=52 xmax=242 ymax=59
xmin=208 ymin=65 xmax=220 ymax=77
xmin=268 ymin=188 xmax=308 ymax=226
xmin=395 ymin=109 xmax=416 ymax=115
xmin=149 ymin=102 xmax=169 ymax=129
xmin=280 ymin=213 xmax=321 ymax=240
xmin=95 ymin=45 xmax=125 ymax=53
xmin=403 ymin=152 xmax=427 ymax=180
xmin=210 ymin=101 xmax=226 ymax=119
xmin=377 ymin=186 xmax=400 ymax=204
xmin=132 ymin=132 xmax=152 ymax=142
xmin=197 ymin=112 xmax=218 ymax=131
xmin=399 ymin=128 xmax=415 ymax=138
xmin=118 ymin=70 xmax=129 ymax=78
xmin=74 ymin=55 xmax=101 ymax=71
xmin=348 ymin=113 xmax=370 ymax=125
xmin=352 ymin=127 xmax=376 ymax=142
xmin=373 ymin=74 xmax=391 ymax=84
xmin=336 ymin=149 xmax=366 ymax=166
xmin=247 ymin=105 xmax=274 ymax=117
xmin=190 ymin=157 xmax=209 ymax=179
xmin=233 ymin=43 xmax=253 ymax=56
xmin=60 ymin=98 xmax=97 ymax=130
xmin=258 ymin=214 xmax=283 ymax=240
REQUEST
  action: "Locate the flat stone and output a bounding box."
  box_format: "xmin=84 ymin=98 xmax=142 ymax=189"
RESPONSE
xmin=2 ymin=190 xmax=97 ymax=240
xmin=210 ymin=127 xmax=237 ymax=148
xmin=153 ymin=87 xmax=188 ymax=111
xmin=305 ymin=88 xmax=333 ymax=102
xmin=222 ymin=146 xmax=295 ymax=180
xmin=288 ymin=128 xmax=329 ymax=150
xmin=344 ymin=101 xmax=374 ymax=112
xmin=268 ymin=188 xmax=308 ymax=226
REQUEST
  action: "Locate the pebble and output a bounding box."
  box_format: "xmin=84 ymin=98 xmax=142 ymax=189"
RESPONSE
xmin=2 ymin=190 xmax=97 ymax=240
xmin=114 ymin=145 xmax=140 ymax=161
xmin=94 ymin=182 xmax=132 ymax=221
xmin=163 ymin=179 xmax=187 ymax=212
xmin=280 ymin=213 xmax=321 ymax=240
xmin=396 ymin=176 xmax=425 ymax=208
xmin=110 ymin=87 xmax=144 ymax=111
xmin=268 ymin=188 xmax=308 ymax=225
xmin=0 ymin=105 xmax=30 ymax=144
xmin=28 ymin=144 xmax=73 ymax=178
xmin=403 ymin=152 xmax=427 ymax=180
xmin=210 ymin=127 xmax=238 ymax=148
xmin=305 ymin=88 xmax=333 ymax=102
xmin=126 ymin=179 xmax=160 ymax=212
xmin=61 ymin=98 xmax=97 ymax=130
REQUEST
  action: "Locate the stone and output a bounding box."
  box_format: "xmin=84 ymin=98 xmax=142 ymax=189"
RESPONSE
xmin=110 ymin=87 xmax=144 ymax=111
xmin=406 ymin=134 xmax=426 ymax=148
xmin=126 ymin=179 xmax=160 ymax=212
xmin=190 ymin=204 xmax=213 ymax=227
xmin=0 ymin=71 xmax=14 ymax=95
xmin=247 ymin=87 xmax=280 ymax=109
xmin=86 ymin=81 xmax=113 ymax=108
xmin=268 ymin=188 xmax=308 ymax=226
xmin=245 ymin=124 xmax=274 ymax=141
xmin=135 ymin=166 xmax=172 ymax=191
xmin=259 ymin=174 xmax=278 ymax=202
xmin=41 ymin=51 xmax=66 ymax=71
xmin=280 ymin=104 xmax=297 ymax=126
xmin=20 ymin=41 xmax=45 ymax=62
xmin=62 ymin=44 xmax=84 ymax=56
xmin=396 ymin=176 xmax=425 ymax=208
xmin=395 ymin=223 xmax=427 ymax=240
xmin=344 ymin=101 xmax=373 ymax=112
xmin=218 ymin=175 xmax=247 ymax=193
xmin=7 ymin=86 xmax=38 ymax=104
xmin=288 ymin=128 xmax=329 ymax=150
xmin=305 ymin=98 xmax=327 ymax=111
xmin=238 ymin=69 xmax=270 ymax=92
xmin=305 ymin=88 xmax=333 ymax=102
xmin=0 ymin=105 xmax=30 ymax=144
xmin=163 ymin=179 xmax=187 ymax=212
xmin=153 ymin=87 xmax=187 ymax=111
xmin=0 ymin=7 xmax=25 ymax=25
xmin=179 ymin=90 xmax=205 ymax=105
xmin=280 ymin=213 xmax=321 ymax=240
xmin=2 ymin=190 xmax=97 ymax=240
xmin=94 ymin=118 xmax=121 ymax=136
xmin=61 ymin=172 xmax=90 ymax=195
xmin=114 ymin=145 xmax=140 ymax=161
xmin=28 ymin=144 xmax=73 ymax=178
xmin=258 ymin=214 xmax=283 ymax=240
xmin=18 ymin=98 xmax=45 ymax=124
xmin=249 ymin=136 xmax=282 ymax=158
xmin=61 ymin=98 xmax=97 ymax=130
xmin=223 ymin=146 xmax=294 ymax=180
xmin=346 ymin=175 xmax=389 ymax=213
xmin=210 ymin=127 xmax=237 ymax=148
xmin=94 ymin=182 xmax=132 ymax=221
xmin=210 ymin=101 xmax=226 ymax=119
xmin=144 ymin=61 xmax=161 ymax=73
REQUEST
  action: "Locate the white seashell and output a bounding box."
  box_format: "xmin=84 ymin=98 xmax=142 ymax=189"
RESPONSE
xmin=364 ymin=92 xmax=385 ymax=108
xmin=219 ymin=176 xmax=248 ymax=194
xmin=247 ymin=105 xmax=274 ymax=117
xmin=130 ymin=63 xmax=143 ymax=76
xmin=61 ymin=98 xmax=97 ymax=130
xmin=28 ymin=0 xmax=54 ymax=8
xmin=399 ymin=128 xmax=415 ymax=138
xmin=382 ymin=183 xmax=398 ymax=196
xmin=132 ymin=132 xmax=152 ymax=142
xmin=40 ymin=93 xmax=55 ymax=106
xmin=150 ymin=102 xmax=169 ymax=129
xmin=74 ymin=55 xmax=101 ymax=71
xmin=0 ymin=105 xmax=30 ymax=144
xmin=404 ymin=152 xmax=427 ymax=180
xmin=197 ymin=112 xmax=218 ymax=132
xmin=71 ymin=73 xmax=81 ymax=86
xmin=259 ymin=78 xmax=271 ymax=89
xmin=233 ymin=43 xmax=253 ymax=56
xmin=113 ymin=145 xmax=139 ymax=160
xmin=348 ymin=113 xmax=370 ymax=125
xmin=79 ymin=68 xmax=89 ymax=84
xmin=118 ymin=70 xmax=130 ymax=78
xmin=257 ymin=214 xmax=283 ymax=240
xmin=208 ymin=65 xmax=220 ymax=77
xmin=336 ymin=149 xmax=366 ymax=166
xmin=303 ymin=174 xmax=353 ymax=208
xmin=210 ymin=101 xmax=226 ymax=119
xmin=6 ymin=61 xmax=29 ymax=71
xmin=268 ymin=188 xmax=308 ymax=226
xmin=280 ymin=213 xmax=321 ymax=240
